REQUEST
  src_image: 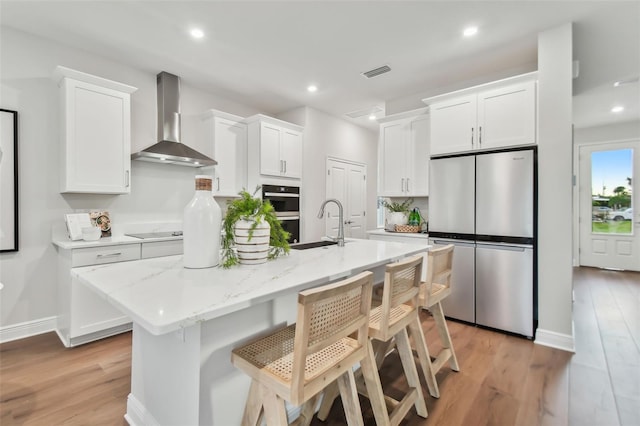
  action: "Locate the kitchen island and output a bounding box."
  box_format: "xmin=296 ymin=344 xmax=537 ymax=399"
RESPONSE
xmin=71 ymin=238 xmax=429 ymax=425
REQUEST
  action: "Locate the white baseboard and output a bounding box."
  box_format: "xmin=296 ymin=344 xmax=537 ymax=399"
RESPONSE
xmin=0 ymin=316 xmax=57 ymax=344
xmin=126 ymin=393 xmax=160 ymax=426
xmin=125 ymin=392 xmax=302 ymax=425
xmin=534 ymin=323 xmax=575 ymax=353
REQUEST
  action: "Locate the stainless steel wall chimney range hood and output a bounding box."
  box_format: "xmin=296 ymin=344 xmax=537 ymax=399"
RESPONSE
xmin=131 ymin=71 xmax=217 ymax=168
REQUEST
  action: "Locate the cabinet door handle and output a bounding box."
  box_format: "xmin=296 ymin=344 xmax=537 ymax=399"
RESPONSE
xmin=284 ymin=160 xmax=287 ymax=174
xmin=280 ymin=160 xmax=284 ymax=173
xmin=479 ymin=126 xmax=482 ymax=146
xmin=125 ymin=170 xmax=130 ymax=187
xmin=471 ymin=127 xmax=474 ymax=147
xmin=216 ymin=177 xmax=220 ymax=191
xmin=401 ymin=178 xmax=405 ymax=192
xmin=96 ymin=252 xmax=122 ymax=259
xmin=406 ymin=178 xmax=410 ymax=193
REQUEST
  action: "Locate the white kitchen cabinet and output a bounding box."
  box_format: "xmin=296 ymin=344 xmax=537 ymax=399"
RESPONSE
xmin=53 ymin=66 xmax=137 ymax=194
xmin=54 ymin=237 xmax=184 ymax=347
xmin=246 ymin=115 xmax=303 ymax=184
xmin=56 ymin=244 xmax=139 ymax=347
xmin=377 ymin=109 xmax=429 ymax=197
xmin=203 ymin=110 xmax=247 ymax=197
xmin=427 ymin=74 xmax=537 ymax=156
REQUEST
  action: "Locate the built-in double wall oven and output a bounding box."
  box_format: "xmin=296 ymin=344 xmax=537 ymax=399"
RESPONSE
xmin=262 ymin=185 xmax=300 ymax=243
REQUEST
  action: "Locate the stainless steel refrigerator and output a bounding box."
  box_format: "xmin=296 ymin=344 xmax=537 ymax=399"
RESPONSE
xmin=429 ymin=148 xmax=536 ymax=338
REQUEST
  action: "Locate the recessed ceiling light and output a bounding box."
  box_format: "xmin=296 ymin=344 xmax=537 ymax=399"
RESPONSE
xmin=463 ymin=26 xmax=478 ymax=37
xmin=368 ymin=114 xmax=376 ymax=120
xmin=611 ymin=106 xmax=624 ymax=113
xmin=307 ymin=85 xmax=318 ymax=93
xmin=190 ymin=28 xmax=204 ymax=39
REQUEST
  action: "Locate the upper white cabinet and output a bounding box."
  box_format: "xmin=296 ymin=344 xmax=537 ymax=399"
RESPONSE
xmin=246 ymin=115 xmax=303 ymax=183
xmin=378 ymin=109 xmax=430 ymax=197
xmin=426 ymin=74 xmax=537 ymax=156
xmin=53 ymin=66 xmax=137 ymax=194
xmin=203 ymin=110 xmax=247 ymax=197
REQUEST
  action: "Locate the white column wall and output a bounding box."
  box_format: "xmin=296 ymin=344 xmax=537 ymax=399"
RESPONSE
xmin=536 ymin=23 xmax=575 ymax=350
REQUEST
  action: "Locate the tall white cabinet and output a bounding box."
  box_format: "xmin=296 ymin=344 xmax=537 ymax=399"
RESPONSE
xmin=53 ymin=66 xmax=137 ymax=194
xmin=203 ymin=110 xmax=247 ymax=197
xmin=426 ymin=73 xmax=537 ymax=156
xmin=246 ymin=114 xmax=303 ymax=187
xmin=377 ymin=108 xmax=430 ymax=197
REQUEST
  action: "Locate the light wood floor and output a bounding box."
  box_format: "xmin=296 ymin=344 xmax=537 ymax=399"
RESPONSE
xmin=1 ymin=267 xmax=638 ymax=425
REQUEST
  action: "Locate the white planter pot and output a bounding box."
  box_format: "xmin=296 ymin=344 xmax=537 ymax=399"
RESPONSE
xmin=387 ymin=212 xmax=408 ymax=226
xmin=234 ymin=219 xmax=270 ymax=265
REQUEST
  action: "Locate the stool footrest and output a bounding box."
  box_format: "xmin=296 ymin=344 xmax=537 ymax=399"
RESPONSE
xmin=432 ymin=348 xmax=452 ymax=373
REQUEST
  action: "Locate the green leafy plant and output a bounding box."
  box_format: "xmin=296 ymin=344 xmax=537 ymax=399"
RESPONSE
xmin=221 ymin=186 xmax=290 ymax=268
xmin=381 ymin=198 xmax=414 ymax=213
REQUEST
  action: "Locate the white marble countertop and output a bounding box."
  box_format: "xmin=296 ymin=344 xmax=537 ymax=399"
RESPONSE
xmin=367 ymin=229 xmax=429 ymax=239
xmin=52 ymin=221 xmax=183 ymax=249
xmin=71 ymin=239 xmax=429 ymax=336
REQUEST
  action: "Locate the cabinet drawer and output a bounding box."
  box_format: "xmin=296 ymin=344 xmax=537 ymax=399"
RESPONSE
xmin=141 ymin=240 xmax=183 ymax=259
xmin=71 ymin=244 xmax=140 ymax=267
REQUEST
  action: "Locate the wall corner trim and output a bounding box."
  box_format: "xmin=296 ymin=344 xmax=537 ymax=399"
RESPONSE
xmin=534 ymin=324 xmax=576 ymax=353
xmin=0 ymin=316 xmax=57 ymax=344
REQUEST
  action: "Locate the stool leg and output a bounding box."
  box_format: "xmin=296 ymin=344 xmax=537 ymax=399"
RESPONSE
xmin=336 ymin=369 xmax=365 ymax=426
xmin=432 ymin=302 xmax=460 ymax=371
xmin=316 ymin=381 xmax=339 ymax=421
xmin=395 ymin=328 xmax=428 ymax=418
xmin=360 ymin=339 xmax=392 ymax=426
xmin=262 ymin=385 xmax=288 ymax=425
xmin=242 ymin=380 xmax=264 ymax=426
xmin=296 ymin=393 xmax=321 ymax=426
xmin=408 ymin=317 xmax=440 ymax=398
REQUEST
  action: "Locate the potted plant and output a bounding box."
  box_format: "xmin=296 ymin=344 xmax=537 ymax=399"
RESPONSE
xmin=221 ymin=187 xmax=290 ymax=268
xmin=382 ymin=198 xmax=414 ymax=227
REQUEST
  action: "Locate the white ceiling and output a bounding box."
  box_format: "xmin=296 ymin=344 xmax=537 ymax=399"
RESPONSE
xmin=1 ymin=1 xmax=639 ymax=131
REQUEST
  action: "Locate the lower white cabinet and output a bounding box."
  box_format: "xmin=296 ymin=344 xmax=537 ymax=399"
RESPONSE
xmin=56 ymin=244 xmax=139 ymax=347
xmin=55 ymin=239 xmax=183 ymax=347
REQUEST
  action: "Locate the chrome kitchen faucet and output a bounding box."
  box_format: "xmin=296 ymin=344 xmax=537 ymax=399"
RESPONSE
xmin=317 ymin=199 xmax=345 ymax=247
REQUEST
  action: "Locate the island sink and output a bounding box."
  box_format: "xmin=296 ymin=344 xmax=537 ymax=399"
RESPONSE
xmin=290 ymin=240 xmax=338 ymax=250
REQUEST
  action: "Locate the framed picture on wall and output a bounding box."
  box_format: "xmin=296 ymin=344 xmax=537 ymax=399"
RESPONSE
xmin=1 ymin=109 xmax=18 ymax=252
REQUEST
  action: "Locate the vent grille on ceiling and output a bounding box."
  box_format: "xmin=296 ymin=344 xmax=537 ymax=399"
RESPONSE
xmin=361 ymin=65 xmax=391 ymax=79
xmin=345 ymin=106 xmax=383 ymax=119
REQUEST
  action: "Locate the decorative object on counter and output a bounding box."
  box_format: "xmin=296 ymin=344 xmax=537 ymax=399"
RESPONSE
xmin=90 ymin=210 xmax=112 ymax=237
xmin=64 ymin=213 xmax=92 ymax=241
xmin=221 ymin=186 xmax=290 ymax=268
xmin=382 ymin=198 xmax=413 ymax=229
xmin=395 ymin=224 xmax=421 ymax=233
xmin=183 ymin=175 xmax=222 ymax=268
xmin=81 ymin=226 xmax=102 ymax=241
xmin=1 ymin=109 xmax=18 ymax=252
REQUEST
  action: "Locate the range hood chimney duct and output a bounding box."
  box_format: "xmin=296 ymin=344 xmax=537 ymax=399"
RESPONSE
xmin=131 ymin=71 xmax=217 ymax=167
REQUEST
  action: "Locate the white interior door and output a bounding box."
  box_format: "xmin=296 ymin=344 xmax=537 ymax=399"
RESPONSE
xmin=326 ymin=158 xmax=367 ymax=239
xmin=578 ymin=140 xmax=640 ymax=271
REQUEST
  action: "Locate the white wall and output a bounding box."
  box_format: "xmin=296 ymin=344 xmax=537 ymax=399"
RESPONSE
xmin=277 ymin=107 xmax=377 ymax=242
xmin=574 ymin=120 xmax=640 ymax=144
xmin=0 ymin=27 xmax=261 ymax=331
xmin=536 ymin=23 xmax=574 ymax=348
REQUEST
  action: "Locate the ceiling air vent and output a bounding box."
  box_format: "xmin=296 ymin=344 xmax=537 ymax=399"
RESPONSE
xmin=345 ymin=105 xmax=383 ymax=119
xmin=361 ymin=65 xmax=391 ymax=79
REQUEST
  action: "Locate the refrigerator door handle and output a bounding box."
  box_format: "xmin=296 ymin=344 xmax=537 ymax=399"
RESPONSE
xmin=476 ymin=243 xmax=528 ymax=252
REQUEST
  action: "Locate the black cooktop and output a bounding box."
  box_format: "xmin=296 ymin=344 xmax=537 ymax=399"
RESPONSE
xmin=125 ymin=231 xmax=183 ymax=239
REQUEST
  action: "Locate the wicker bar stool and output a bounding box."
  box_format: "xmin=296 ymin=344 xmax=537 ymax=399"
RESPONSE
xmin=319 ymin=255 xmax=432 ymax=425
xmin=417 ymin=244 xmax=460 ymax=399
xmin=231 ymin=271 xmax=378 ymax=425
